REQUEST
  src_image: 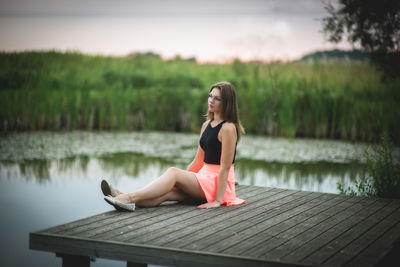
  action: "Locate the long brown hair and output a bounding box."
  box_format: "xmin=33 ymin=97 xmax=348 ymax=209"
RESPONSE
xmin=205 ymin=81 xmax=245 ymax=141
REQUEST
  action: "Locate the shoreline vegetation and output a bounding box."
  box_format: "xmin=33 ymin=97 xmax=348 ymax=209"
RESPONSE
xmin=1 ymin=50 xmax=399 ymax=143
xmin=338 ymin=133 xmax=400 ymax=199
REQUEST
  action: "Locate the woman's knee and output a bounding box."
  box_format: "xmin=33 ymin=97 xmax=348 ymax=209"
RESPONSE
xmin=166 ymin=167 xmax=180 ymax=175
xmin=166 ymin=167 xmax=184 ymax=182
xmin=166 ymin=167 xmax=195 ymax=189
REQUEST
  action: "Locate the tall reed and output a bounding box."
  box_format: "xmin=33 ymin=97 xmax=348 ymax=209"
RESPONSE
xmin=0 ymin=51 xmax=399 ymax=143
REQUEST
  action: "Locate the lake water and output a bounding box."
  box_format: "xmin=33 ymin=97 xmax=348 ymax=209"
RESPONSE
xmin=0 ymin=131 xmax=371 ymax=266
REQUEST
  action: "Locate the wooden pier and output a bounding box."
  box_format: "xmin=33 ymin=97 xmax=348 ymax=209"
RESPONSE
xmin=30 ymin=185 xmax=400 ymax=266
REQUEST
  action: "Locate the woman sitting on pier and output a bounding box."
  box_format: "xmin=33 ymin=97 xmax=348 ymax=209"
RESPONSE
xmin=102 ymin=81 xmax=246 ymax=211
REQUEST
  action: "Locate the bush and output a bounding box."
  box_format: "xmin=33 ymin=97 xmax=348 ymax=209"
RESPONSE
xmin=337 ymin=133 xmax=400 ymax=198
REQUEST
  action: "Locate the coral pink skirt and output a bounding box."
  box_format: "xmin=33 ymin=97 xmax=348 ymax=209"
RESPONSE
xmin=190 ymin=163 xmax=246 ymax=206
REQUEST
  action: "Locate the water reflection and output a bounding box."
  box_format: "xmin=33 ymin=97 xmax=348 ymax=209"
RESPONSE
xmin=98 ymin=153 xmax=177 ymax=178
xmin=0 ymin=152 xmax=365 ymax=193
xmin=235 ymin=159 xmax=364 ymax=193
xmin=0 ymin=132 xmax=370 ymax=267
xmin=1 ymin=159 xmax=53 ymax=182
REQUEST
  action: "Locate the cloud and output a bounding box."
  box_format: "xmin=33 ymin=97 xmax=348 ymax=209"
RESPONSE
xmin=0 ymin=0 xmax=349 ymax=61
xmin=1 ymin=0 xmax=329 ymax=16
xmin=223 ymin=17 xmax=292 ymax=60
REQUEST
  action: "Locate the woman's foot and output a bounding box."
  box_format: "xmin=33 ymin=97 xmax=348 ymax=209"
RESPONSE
xmin=104 ymin=196 xmax=135 ymax=212
xmin=101 ymin=179 xmax=122 ymax=197
xmin=114 ymin=193 xmax=133 ymax=204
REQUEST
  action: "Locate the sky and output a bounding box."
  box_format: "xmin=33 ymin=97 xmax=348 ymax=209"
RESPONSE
xmin=0 ymin=0 xmax=352 ymax=62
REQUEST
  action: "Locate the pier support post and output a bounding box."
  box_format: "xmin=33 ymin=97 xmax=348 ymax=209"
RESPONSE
xmin=127 ymin=262 xmax=147 ymax=267
xmin=56 ymin=253 xmax=91 ymax=267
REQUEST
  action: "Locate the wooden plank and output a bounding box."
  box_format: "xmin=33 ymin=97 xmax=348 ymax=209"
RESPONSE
xmin=343 ymin=220 xmax=400 ymax=267
xmin=262 ymin=196 xmax=375 ymax=261
xmin=278 ymin=198 xmax=389 ymax=264
xmin=185 ymin=191 xmax=328 ymax=253
xmin=42 ymin=184 xmax=250 ymax=235
xmin=46 ymin=199 xmax=181 ymax=235
xmin=78 ymin=205 xmax=194 ymax=239
xmin=238 ymin=194 xmax=355 ymax=258
xmin=218 ymin=193 xmax=346 ymax=257
xmin=88 ymin=185 xmax=266 ymax=241
xmin=321 ymin=202 xmax=400 ymax=266
xmin=108 ymin=187 xmax=285 ymax=244
xmin=141 ymin=188 xmax=302 ymax=247
xmin=60 ymin=212 xmax=146 ymax=236
xmin=30 ymin=233 xmax=299 ymax=267
xmin=106 ymin=186 xmax=280 ymax=243
xmin=301 ymin=198 xmax=398 ymax=266
xmin=59 ymin=205 xmax=180 ymax=237
xmin=30 ymin=185 xmax=400 ymax=267
xmin=61 ymin=185 xmax=254 ymax=238
xmin=38 ymin=211 xmax=117 ymax=234
xmin=151 ymin=191 xmax=310 ymax=250
xmin=235 ymin=184 xmax=260 ymax=193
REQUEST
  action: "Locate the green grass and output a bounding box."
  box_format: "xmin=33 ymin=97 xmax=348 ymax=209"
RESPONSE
xmin=1 ymin=50 xmax=399 ymax=143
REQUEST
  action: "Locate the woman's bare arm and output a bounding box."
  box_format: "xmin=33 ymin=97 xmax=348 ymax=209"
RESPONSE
xmin=186 ymin=121 xmax=208 ymax=172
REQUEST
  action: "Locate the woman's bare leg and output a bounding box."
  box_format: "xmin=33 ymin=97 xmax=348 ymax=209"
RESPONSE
xmin=135 ymin=186 xmax=192 ymax=207
xmin=115 ymin=167 xmax=205 ymax=204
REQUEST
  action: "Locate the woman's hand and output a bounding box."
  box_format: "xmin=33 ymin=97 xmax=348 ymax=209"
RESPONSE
xmin=197 ymin=201 xmax=221 ymax=209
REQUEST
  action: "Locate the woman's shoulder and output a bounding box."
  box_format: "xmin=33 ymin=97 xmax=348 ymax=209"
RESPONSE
xmin=222 ymin=121 xmax=236 ymax=129
xmin=221 ymin=122 xmax=237 ymax=135
xmin=219 ymin=122 xmax=237 ymax=143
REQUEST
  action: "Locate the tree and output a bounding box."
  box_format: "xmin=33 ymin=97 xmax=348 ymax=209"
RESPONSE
xmin=322 ymin=0 xmax=400 ymax=78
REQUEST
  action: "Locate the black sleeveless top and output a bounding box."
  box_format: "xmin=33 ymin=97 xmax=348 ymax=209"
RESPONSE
xmin=199 ymin=120 xmax=237 ymax=165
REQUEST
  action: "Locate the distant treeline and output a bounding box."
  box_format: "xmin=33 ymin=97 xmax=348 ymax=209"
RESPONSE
xmin=0 ymin=50 xmax=399 ymax=143
xmin=300 ymin=49 xmax=368 ymax=62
